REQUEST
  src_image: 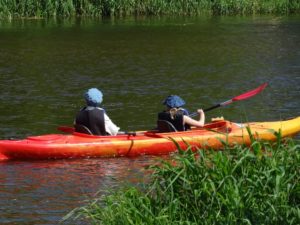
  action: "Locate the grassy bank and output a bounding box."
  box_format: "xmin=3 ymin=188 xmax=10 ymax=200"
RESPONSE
xmin=0 ymin=0 xmax=300 ymax=19
xmin=65 ymin=137 xmax=300 ymax=224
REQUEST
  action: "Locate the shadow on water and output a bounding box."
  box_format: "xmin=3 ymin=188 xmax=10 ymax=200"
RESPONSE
xmin=0 ymin=15 xmax=299 ymax=224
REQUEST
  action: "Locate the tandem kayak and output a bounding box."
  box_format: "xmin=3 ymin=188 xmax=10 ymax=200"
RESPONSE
xmin=0 ymin=117 xmax=300 ymax=161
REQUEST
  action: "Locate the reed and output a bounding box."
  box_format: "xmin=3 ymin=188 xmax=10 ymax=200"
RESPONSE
xmin=64 ymin=136 xmax=300 ymax=224
xmin=0 ymin=0 xmax=299 ymax=19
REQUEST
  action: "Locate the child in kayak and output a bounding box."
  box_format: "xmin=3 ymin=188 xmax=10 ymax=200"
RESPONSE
xmin=158 ymin=95 xmax=205 ymax=132
xmin=75 ymin=88 xmax=120 ymax=135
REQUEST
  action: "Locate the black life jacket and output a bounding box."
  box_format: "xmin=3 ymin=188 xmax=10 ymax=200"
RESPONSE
xmin=158 ymin=110 xmax=190 ymax=131
xmin=75 ymin=107 xmax=107 ymax=135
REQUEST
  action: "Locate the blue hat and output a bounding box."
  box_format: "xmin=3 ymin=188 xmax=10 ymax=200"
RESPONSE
xmin=163 ymin=95 xmax=185 ymax=108
xmin=84 ymin=88 xmax=103 ymax=106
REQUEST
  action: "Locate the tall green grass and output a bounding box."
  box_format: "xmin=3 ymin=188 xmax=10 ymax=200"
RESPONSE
xmin=0 ymin=0 xmax=299 ymax=19
xmin=64 ymin=137 xmax=300 ymax=224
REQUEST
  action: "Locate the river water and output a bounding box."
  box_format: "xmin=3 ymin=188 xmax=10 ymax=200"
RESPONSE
xmin=0 ymin=15 xmax=299 ymax=224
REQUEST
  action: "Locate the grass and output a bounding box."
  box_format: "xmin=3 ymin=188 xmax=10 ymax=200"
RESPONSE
xmin=0 ymin=0 xmax=299 ymax=19
xmin=64 ymin=134 xmax=300 ymax=224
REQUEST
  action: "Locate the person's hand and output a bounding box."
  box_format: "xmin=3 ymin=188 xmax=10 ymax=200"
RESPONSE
xmin=197 ymin=109 xmax=204 ymax=115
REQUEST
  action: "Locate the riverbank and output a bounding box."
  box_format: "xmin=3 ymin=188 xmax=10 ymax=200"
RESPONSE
xmin=0 ymin=0 xmax=299 ymax=19
xmin=65 ymin=136 xmax=300 ymax=224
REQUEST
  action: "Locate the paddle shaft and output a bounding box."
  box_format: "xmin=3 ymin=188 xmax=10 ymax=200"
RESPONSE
xmin=203 ymin=99 xmax=233 ymax=112
xmin=189 ymin=102 xmax=229 ymax=117
xmin=203 ymin=103 xmax=222 ymax=112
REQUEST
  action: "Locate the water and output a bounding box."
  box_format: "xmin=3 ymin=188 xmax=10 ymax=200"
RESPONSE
xmin=0 ymin=15 xmax=299 ymax=224
xmin=0 ymin=157 xmax=156 ymax=224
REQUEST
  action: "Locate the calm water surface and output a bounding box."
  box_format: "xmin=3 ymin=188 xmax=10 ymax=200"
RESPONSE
xmin=0 ymin=15 xmax=299 ymax=224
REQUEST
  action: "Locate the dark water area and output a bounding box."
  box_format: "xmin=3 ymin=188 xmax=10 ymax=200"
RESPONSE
xmin=0 ymin=15 xmax=300 ymax=224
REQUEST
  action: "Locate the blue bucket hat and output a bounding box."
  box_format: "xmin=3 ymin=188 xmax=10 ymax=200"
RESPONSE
xmin=163 ymin=95 xmax=185 ymax=108
xmin=84 ymin=88 xmax=103 ymax=106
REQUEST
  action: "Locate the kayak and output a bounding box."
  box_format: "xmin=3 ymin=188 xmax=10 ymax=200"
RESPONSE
xmin=0 ymin=117 xmax=299 ymax=161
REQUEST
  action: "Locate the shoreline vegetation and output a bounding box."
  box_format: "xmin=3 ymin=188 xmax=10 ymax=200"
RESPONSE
xmin=64 ymin=135 xmax=300 ymax=224
xmin=0 ymin=0 xmax=299 ymax=19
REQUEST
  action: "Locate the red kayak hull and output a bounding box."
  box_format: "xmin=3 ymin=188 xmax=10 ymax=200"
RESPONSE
xmin=1 ymin=118 xmax=300 ymax=160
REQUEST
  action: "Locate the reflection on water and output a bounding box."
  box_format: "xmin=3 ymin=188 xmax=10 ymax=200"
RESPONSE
xmin=0 ymin=156 xmax=163 ymax=224
xmin=0 ymin=15 xmax=299 ymax=224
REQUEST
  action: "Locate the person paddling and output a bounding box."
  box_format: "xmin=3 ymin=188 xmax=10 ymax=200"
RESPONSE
xmin=158 ymin=95 xmax=205 ymax=131
xmin=75 ymin=88 xmax=120 ymax=135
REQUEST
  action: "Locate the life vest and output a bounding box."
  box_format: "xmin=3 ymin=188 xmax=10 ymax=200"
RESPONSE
xmin=75 ymin=107 xmax=107 ymax=135
xmin=158 ymin=108 xmax=190 ymax=131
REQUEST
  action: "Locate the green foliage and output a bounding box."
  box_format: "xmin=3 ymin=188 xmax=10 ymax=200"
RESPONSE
xmin=65 ymin=138 xmax=300 ymax=224
xmin=0 ymin=0 xmax=299 ymax=18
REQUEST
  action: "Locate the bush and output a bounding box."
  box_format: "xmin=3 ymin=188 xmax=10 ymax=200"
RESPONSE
xmin=1 ymin=0 xmax=300 ymax=18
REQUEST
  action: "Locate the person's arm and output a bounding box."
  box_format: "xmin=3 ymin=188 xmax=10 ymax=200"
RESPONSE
xmin=104 ymin=113 xmax=120 ymax=136
xmin=183 ymin=109 xmax=205 ymax=127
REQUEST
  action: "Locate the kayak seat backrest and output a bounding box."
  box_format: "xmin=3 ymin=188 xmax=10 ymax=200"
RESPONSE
xmin=74 ymin=124 xmax=93 ymax=135
xmin=157 ymin=120 xmax=177 ymax=133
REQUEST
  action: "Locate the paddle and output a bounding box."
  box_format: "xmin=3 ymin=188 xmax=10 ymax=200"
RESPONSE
xmin=189 ymin=83 xmax=268 ymax=117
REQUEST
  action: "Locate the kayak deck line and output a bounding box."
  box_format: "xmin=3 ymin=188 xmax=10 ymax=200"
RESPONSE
xmin=0 ymin=117 xmax=299 ymax=161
